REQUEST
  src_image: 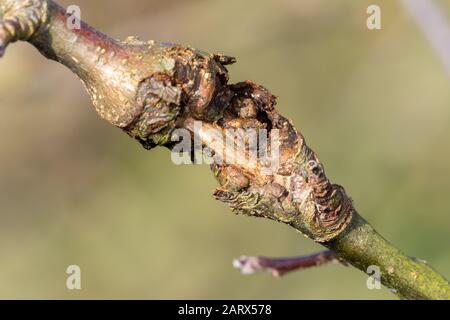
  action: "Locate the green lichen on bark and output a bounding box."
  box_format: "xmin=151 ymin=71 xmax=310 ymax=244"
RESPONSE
xmin=327 ymin=215 xmax=450 ymax=299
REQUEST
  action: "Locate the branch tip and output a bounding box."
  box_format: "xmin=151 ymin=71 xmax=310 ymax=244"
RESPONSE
xmin=233 ymin=251 xmax=343 ymax=278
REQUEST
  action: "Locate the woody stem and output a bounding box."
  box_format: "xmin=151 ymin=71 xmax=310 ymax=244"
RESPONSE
xmin=233 ymin=250 xmax=342 ymax=277
xmin=0 ymin=0 xmax=449 ymax=300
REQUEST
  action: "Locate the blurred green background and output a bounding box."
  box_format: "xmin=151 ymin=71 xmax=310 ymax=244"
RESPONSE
xmin=0 ymin=0 xmax=449 ymax=299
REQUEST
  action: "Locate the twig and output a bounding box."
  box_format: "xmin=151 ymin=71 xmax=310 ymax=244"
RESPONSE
xmin=233 ymin=250 xmax=343 ymax=277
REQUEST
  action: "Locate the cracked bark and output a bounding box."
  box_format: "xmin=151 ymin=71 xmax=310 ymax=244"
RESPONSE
xmin=0 ymin=0 xmax=449 ymax=300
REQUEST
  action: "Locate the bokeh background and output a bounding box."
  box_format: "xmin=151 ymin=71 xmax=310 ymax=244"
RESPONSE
xmin=0 ymin=0 xmax=449 ymax=299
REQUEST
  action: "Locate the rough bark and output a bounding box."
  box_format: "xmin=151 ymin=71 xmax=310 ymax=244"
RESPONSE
xmin=0 ymin=0 xmax=449 ymax=299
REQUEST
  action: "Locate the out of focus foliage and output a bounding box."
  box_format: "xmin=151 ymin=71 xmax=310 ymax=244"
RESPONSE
xmin=0 ymin=0 xmax=448 ymax=299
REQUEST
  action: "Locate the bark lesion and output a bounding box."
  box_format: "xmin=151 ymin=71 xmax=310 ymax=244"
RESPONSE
xmin=169 ymin=46 xmax=233 ymax=122
xmin=126 ymin=46 xmax=236 ymax=150
xmin=201 ymin=79 xmax=354 ymax=242
xmin=301 ymin=156 xmax=355 ymax=241
xmin=125 ymin=73 xmax=182 ymax=149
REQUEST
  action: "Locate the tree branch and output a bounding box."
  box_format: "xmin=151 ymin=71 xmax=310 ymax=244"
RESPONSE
xmin=233 ymin=250 xmax=343 ymax=277
xmin=1 ymin=0 xmax=449 ymax=299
